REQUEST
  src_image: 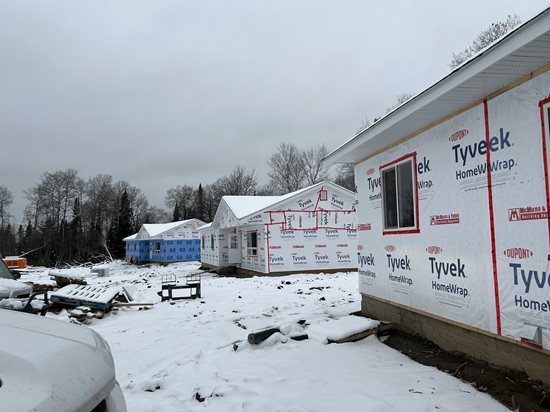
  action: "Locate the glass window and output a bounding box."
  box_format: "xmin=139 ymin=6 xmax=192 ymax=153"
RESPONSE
xmin=381 ymin=157 xmax=417 ymax=231
xmin=210 ymin=234 xmax=215 ymax=250
xmin=154 ymin=242 xmax=161 ymax=253
xmin=247 ymin=231 xmax=258 ymax=256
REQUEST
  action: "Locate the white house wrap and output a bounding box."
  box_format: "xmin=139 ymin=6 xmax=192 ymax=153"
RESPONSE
xmin=199 ymin=182 xmax=357 ymax=274
xmin=325 ymin=8 xmax=550 ymax=382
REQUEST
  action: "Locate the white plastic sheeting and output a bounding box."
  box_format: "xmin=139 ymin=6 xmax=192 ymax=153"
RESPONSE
xmin=355 ymin=70 xmax=550 ymax=349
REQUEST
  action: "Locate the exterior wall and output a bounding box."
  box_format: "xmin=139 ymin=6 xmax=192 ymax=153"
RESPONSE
xmin=362 ymin=294 xmax=550 ymax=385
xmin=240 ymin=225 xmax=268 ymax=273
xmin=149 ymin=239 xmax=200 ymax=263
xmin=126 ymin=239 xmax=200 ymax=263
xmin=125 ymin=240 xmax=149 ymax=263
xmin=355 ymin=71 xmax=550 ymax=351
xmin=266 ymin=225 xmax=356 ymax=273
xmin=199 ymin=228 xmax=228 ymax=267
xmin=151 ymin=223 xmax=200 ymax=240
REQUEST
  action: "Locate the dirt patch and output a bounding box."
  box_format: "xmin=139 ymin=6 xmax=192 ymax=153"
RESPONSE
xmin=383 ymin=329 xmax=550 ymax=411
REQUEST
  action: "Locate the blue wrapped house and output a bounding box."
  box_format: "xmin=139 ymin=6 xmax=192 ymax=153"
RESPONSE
xmin=124 ymin=219 xmax=206 ymax=264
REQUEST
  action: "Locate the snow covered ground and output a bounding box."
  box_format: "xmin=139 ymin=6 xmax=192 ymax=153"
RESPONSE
xmin=21 ymin=262 xmax=509 ymax=411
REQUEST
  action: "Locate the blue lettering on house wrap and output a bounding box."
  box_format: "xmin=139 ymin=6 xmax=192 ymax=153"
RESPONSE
xmin=510 ymin=263 xmax=550 ymax=293
xmin=452 ymin=128 xmax=511 ymax=166
xmin=387 ymin=254 xmax=411 ymax=271
xmin=429 ymin=257 xmax=465 ymax=279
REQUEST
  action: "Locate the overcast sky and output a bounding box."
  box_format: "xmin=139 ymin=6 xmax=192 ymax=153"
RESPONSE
xmin=1 ymin=0 xmax=548 ymax=223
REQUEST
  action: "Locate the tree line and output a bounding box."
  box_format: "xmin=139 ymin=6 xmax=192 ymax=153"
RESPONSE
xmin=0 ymin=143 xmax=355 ymax=267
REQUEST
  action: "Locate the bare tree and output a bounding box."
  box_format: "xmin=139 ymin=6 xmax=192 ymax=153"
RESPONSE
xmin=302 ymin=144 xmax=329 ymax=186
xmin=268 ymin=143 xmax=305 ymax=194
xmin=386 ymin=92 xmax=414 ymax=114
xmin=334 ymin=163 xmax=356 ymax=192
xmin=450 ymin=14 xmax=521 ymax=68
xmin=0 ymin=186 xmax=13 ymax=228
xmin=144 ymin=206 xmax=169 ymax=223
xmin=215 ymin=165 xmax=257 ymax=196
xmin=165 ymin=185 xmax=196 ymax=220
xmin=84 ymin=174 xmax=115 ymax=234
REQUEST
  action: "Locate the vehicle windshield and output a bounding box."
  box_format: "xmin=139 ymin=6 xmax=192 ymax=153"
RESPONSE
xmin=0 ymin=258 xmax=15 ymax=280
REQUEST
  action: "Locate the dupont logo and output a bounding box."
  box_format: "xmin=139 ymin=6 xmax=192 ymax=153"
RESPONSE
xmin=358 ymin=224 xmax=372 ymax=231
xmin=357 ymin=244 xmax=364 ymax=251
xmin=384 ymin=245 xmax=396 ymax=252
xmin=337 ymin=244 xmax=348 ymax=247
xmin=508 ymin=206 xmax=548 ymax=222
xmin=292 ymin=245 xmax=304 ymax=249
xmin=269 ymin=246 xmax=281 ymax=250
xmin=426 ymin=246 xmax=443 ymax=255
xmin=503 ymin=248 xmax=533 ymax=259
xmin=315 ymin=244 xmax=327 ymax=248
xmin=449 ymin=129 xmax=469 ymax=142
xmin=366 ymin=168 xmax=375 ymax=175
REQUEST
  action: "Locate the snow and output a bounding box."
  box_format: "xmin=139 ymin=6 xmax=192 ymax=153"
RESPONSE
xmin=223 ymin=182 xmax=329 ymax=220
xmin=19 ymin=262 xmax=509 ymax=412
xmin=223 ymin=196 xmax=284 ymax=219
xmin=123 ymin=233 xmax=137 ymax=241
xmin=308 ymin=316 xmax=380 ymax=343
xmin=0 ymin=278 xmax=32 ymax=298
xmin=142 ymin=219 xmax=197 ymax=237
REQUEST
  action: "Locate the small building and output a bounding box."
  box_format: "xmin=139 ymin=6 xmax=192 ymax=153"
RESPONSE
xmin=325 ymin=8 xmax=550 ymax=384
xmin=199 ymin=181 xmax=357 ymax=275
xmin=124 ymin=219 xmax=205 ymax=264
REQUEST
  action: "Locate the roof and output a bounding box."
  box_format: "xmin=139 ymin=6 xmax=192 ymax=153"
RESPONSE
xmin=325 ymin=7 xmax=550 ymax=164
xmin=141 ymin=219 xmax=200 ymax=238
xmin=123 ymin=234 xmax=137 ymax=241
xmin=227 ymin=181 xmax=354 ymax=221
xmin=197 ymin=222 xmax=212 ymax=231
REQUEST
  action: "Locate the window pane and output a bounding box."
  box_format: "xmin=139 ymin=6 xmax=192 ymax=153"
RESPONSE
xmin=383 ymin=168 xmax=398 ymax=228
xmin=397 ymin=161 xmax=415 ymax=228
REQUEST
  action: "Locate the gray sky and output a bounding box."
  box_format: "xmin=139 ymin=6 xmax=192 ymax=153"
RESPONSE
xmin=1 ymin=0 xmax=548 ymax=223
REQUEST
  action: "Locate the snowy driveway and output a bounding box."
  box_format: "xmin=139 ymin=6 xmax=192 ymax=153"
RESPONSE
xmin=34 ymin=262 xmax=508 ymax=411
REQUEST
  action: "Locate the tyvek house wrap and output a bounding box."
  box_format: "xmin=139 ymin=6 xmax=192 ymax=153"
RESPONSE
xmin=355 ymin=70 xmax=550 ymax=348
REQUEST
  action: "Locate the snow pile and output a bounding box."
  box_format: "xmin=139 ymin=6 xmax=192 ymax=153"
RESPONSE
xmin=0 ymin=278 xmax=32 ymax=298
xmin=19 ymin=262 xmax=509 ymax=412
xmin=308 ymin=316 xmax=380 ymax=343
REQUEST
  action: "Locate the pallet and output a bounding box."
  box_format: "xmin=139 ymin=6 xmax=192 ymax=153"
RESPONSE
xmin=50 ymin=285 xmax=119 ymax=311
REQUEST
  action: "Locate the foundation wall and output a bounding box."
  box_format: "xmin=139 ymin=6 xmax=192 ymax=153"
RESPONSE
xmin=362 ymin=294 xmax=550 ymax=385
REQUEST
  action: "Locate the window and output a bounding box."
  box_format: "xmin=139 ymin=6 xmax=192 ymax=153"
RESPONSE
xmin=247 ymin=231 xmax=258 ymax=256
xmin=380 ymin=153 xmax=419 ymax=234
xmin=133 ymin=243 xmax=137 ymax=252
xmin=201 ymin=236 xmax=205 ymax=249
xmin=230 ymin=235 xmax=238 ymax=249
xmin=154 ymin=242 xmax=161 ymax=254
xmin=210 ymin=234 xmax=215 ymax=250
xmin=319 ymin=189 xmax=328 ymax=201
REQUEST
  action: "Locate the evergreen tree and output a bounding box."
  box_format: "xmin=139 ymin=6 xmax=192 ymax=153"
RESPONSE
xmin=70 ymin=198 xmax=82 ymax=262
xmin=196 ymin=184 xmax=206 ymax=221
xmin=172 ymin=202 xmax=180 ymax=222
xmin=115 ymin=190 xmax=133 ymax=257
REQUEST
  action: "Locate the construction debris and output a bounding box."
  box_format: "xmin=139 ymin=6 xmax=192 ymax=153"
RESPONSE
xmin=327 ymin=322 xmax=394 ymax=344
xmin=50 ymin=271 xmax=87 ymax=287
xmin=50 ymin=284 xmax=120 ymax=311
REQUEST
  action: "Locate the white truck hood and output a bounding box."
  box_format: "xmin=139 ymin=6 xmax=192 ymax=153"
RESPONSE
xmin=0 ymin=310 xmax=116 ymax=412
